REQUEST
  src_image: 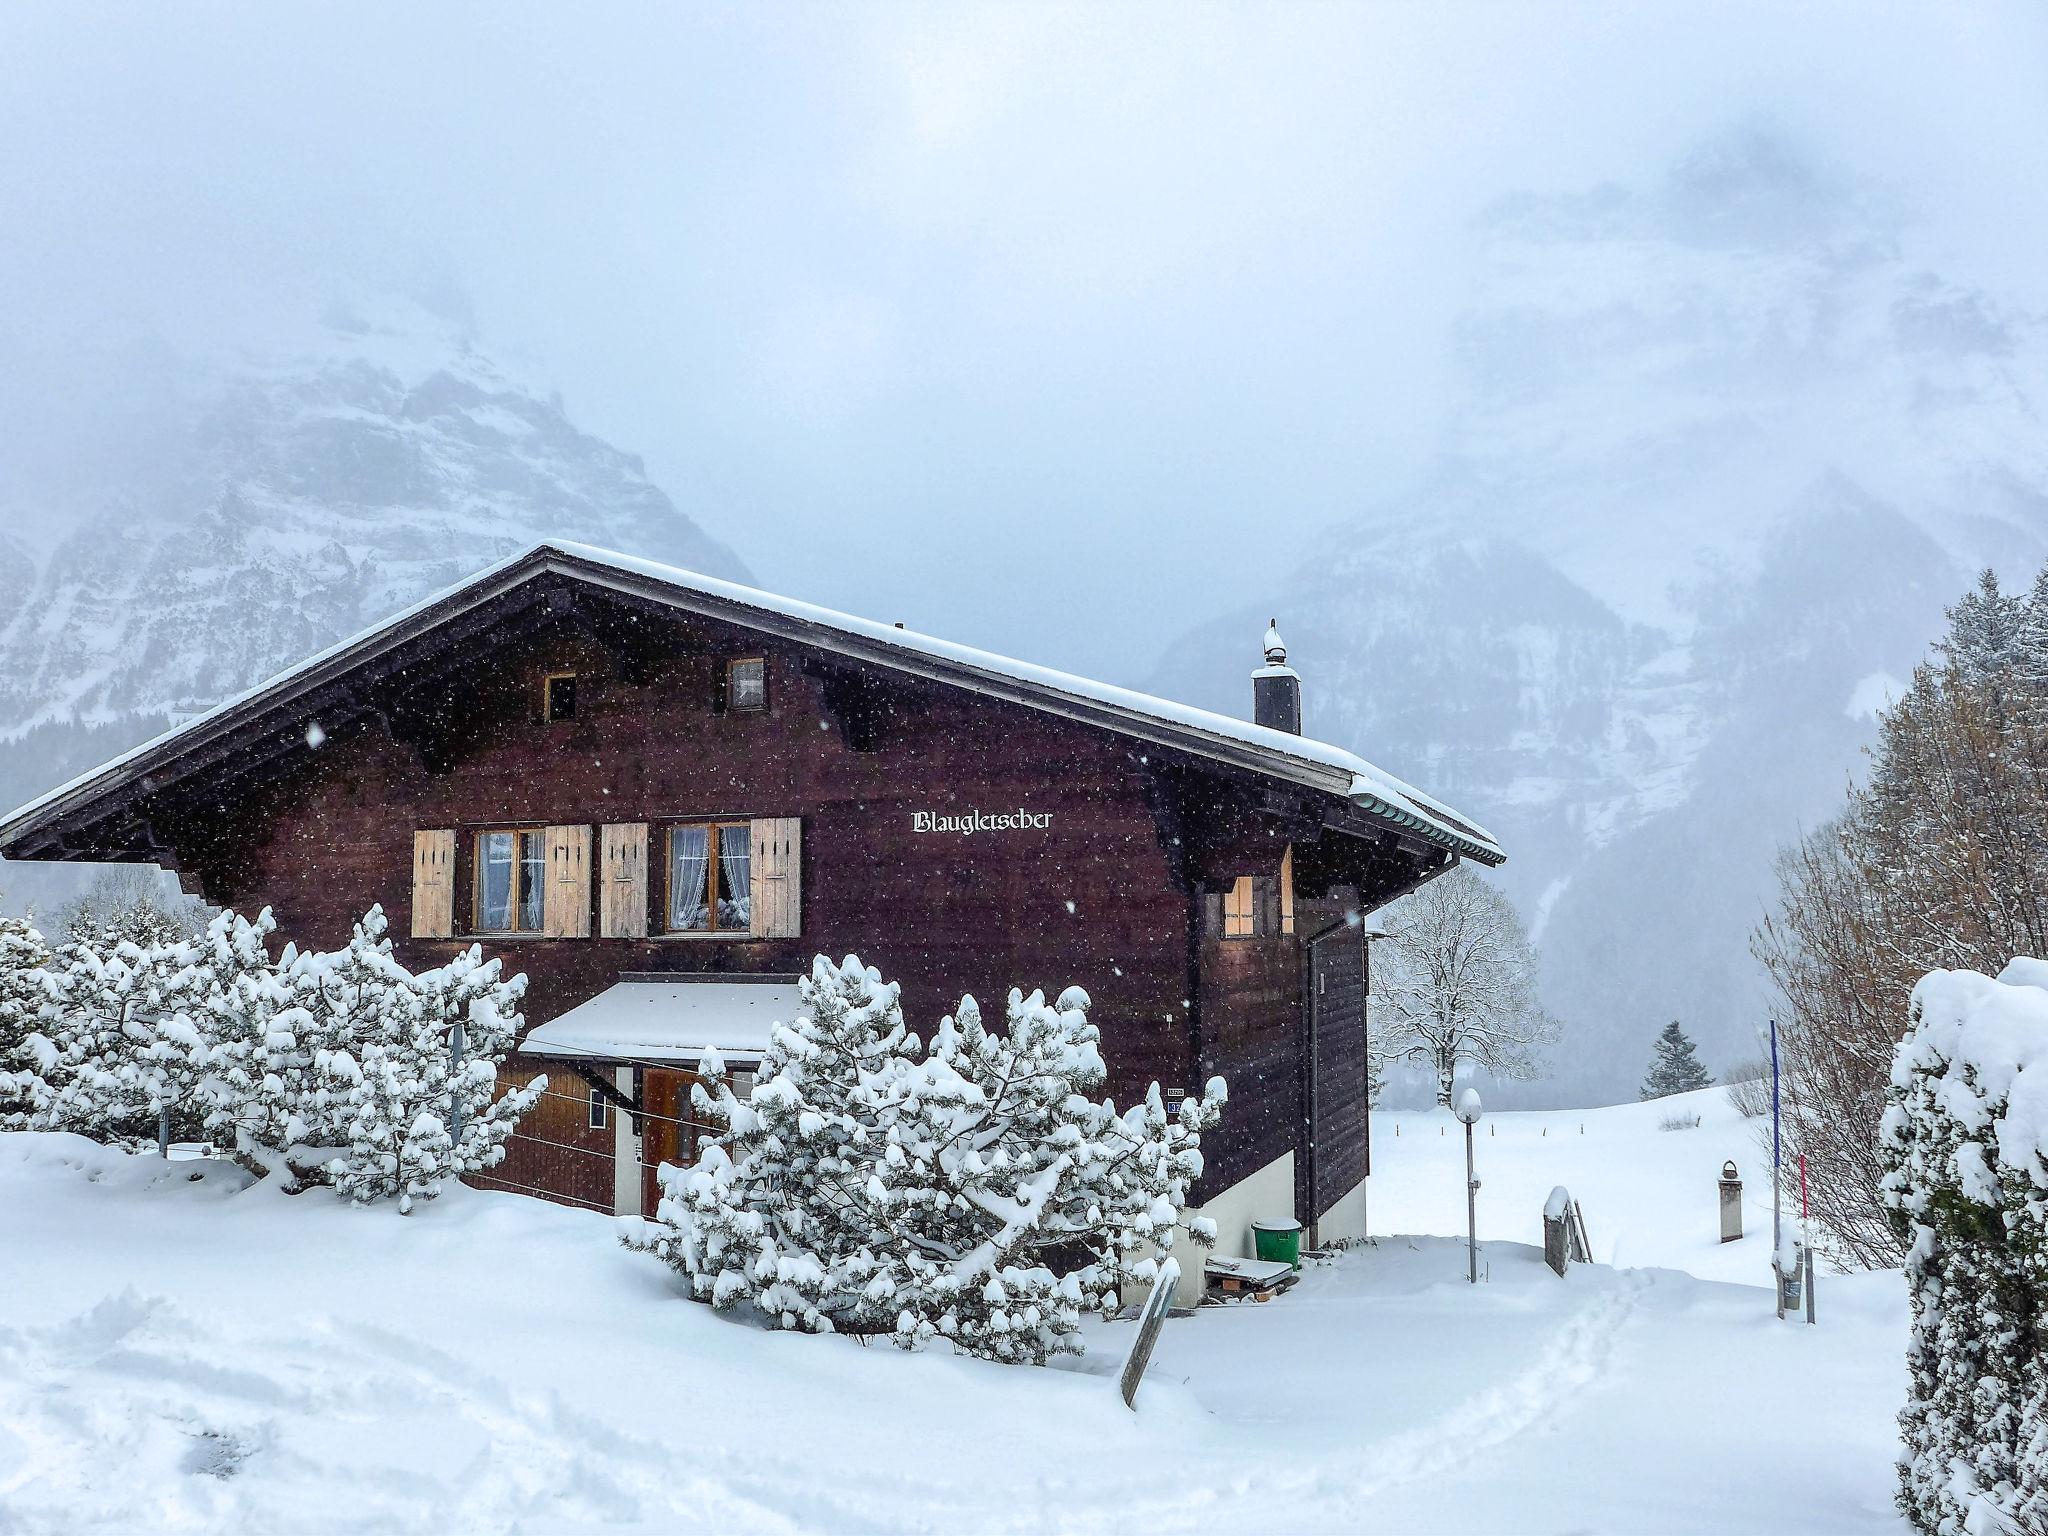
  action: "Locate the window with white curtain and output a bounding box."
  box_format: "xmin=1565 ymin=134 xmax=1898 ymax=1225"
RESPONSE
xmin=666 ymin=822 xmax=751 ymax=933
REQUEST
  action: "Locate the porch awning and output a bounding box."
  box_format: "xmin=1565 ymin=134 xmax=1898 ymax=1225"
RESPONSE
xmin=519 ymin=973 xmax=804 ymax=1065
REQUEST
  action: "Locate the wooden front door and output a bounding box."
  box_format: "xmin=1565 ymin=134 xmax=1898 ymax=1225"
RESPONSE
xmin=640 ymin=1068 xmax=708 ymax=1216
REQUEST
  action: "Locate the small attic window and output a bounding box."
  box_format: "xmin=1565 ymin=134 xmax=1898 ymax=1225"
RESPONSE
xmin=544 ymin=672 xmax=578 ymax=723
xmin=727 ymin=658 xmax=766 ymax=713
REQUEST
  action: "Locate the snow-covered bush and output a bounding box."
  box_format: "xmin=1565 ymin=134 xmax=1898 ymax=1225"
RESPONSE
xmin=0 ymin=915 xmax=54 ymax=1129
xmin=7 ymin=902 xmax=540 ymax=1212
xmin=17 ymin=928 xmax=210 ymax=1146
xmin=303 ymin=912 xmax=538 ymax=1211
xmin=630 ymin=954 xmax=1225 ymax=1364
xmin=1881 ymin=959 xmax=2048 ymax=1534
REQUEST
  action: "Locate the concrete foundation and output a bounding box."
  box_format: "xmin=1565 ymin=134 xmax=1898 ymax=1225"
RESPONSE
xmin=1172 ymin=1151 xmax=1299 ymax=1306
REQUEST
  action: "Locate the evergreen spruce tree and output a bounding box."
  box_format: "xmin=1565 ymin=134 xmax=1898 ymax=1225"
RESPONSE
xmin=1639 ymin=1020 xmax=1712 ymax=1100
xmin=1939 ymin=566 xmax=2026 ymax=683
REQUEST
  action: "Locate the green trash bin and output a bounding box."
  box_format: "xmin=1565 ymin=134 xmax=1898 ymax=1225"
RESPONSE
xmin=1253 ymin=1218 xmax=1302 ymax=1268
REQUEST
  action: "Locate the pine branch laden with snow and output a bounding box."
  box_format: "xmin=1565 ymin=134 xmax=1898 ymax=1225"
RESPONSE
xmin=1639 ymin=1021 xmax=1713 ymax=1100
xmin=1370 ymin=866 xmax=1558 ymax=1108
xmin=4 ymin=902 xmax=541 ymax=1211
xmin=627 ymin=955 xmax=1226 ymax=1366
xmin=1881 ymin=961 xmax=2048 ymax=1535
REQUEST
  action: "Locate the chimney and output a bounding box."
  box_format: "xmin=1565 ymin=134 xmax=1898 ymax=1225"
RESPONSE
xmin=1253 ymin=619 xmax=1302 ymax=734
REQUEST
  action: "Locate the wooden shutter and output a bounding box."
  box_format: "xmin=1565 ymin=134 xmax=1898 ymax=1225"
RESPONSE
xmin=1280 ymin=844 xmax=1296 ymax=936
xmin=544 ymin=824 xmax=593 ymax=938
xmin=600 ymin=822 xmax=649 ymax=938
xmin=411 ymin=829 xmax=455 ymax=939
xmin=750 ymin=817 xmax=802 ymax=938
xmin=1223 ymin=875 xmax=1256 ymax=939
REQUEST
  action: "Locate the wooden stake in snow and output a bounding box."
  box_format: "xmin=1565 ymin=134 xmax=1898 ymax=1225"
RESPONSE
xmin=1119 ymin=1257 xmax=1179 ymax=1409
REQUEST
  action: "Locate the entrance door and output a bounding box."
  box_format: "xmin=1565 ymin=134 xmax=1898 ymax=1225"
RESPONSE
xmin=1303 ymin=926 xmax=1368 ymax=1228
xmin=639 ymin=1068 xmax=708 ymax=1216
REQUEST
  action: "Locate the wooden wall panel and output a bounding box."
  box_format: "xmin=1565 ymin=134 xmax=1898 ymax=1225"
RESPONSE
xmin=194 ymin=617 xmax=1207 ymax=1212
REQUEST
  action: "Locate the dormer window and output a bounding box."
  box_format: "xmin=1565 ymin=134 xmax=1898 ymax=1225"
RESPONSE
xmin=544 ymin=672 xmax=578 ymax=723
xmin=727 ymin=658 xmax=766 ymax=713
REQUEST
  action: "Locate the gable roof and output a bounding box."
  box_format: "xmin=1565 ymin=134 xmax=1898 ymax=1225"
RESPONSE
xmin=0 ymin=540 xmax=1503 ymax=865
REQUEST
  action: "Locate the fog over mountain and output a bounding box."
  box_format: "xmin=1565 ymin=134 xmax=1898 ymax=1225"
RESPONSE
xmin=1148 ymin=130 xmax=2048 ymax=1105
xmin=0 ymin=298 xmax=745 ymax=912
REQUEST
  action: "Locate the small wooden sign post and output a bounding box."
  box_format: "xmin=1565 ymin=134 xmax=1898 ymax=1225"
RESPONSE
xmin=1119 ymin=1257 xmax=1180 ymax=1410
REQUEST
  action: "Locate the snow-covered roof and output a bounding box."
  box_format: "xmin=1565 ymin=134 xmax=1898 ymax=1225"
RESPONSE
xmin=0 ymin=540 xmax=1502 ymax=865
xmin=521 ymin=975 xmax=803 ymax=1064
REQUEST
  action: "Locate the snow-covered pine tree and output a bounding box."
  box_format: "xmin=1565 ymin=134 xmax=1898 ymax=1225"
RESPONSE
xmin=1882 ymin=962 xmax=2048 ymax=1535
xmin=1939 ymin=566 xmax=2026 ymax=684
xmin=1638 ymin=1021 xmax=1712 ymax=1100
xmin=0 ymin=914 xmax=53 ymax=1129
xmin=22 ymin=929 xmax=209 ymax=1148
xmin=637 ymin=953 xmax=925 ymax=1330
xmin=305 ymin=908 xmax=540 ymax=1211
xmin=632 ymin=954 xmax=1225 ymax=1364
xmin=191 ymin=907 xmax=335 ymax=1185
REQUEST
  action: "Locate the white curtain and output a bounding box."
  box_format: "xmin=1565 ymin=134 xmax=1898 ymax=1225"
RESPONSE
xmin=718 ymin=825 xmax=751 ymax=929
xmin=669 ymin=826 xmax=710 ymax=930
xmin=480 ymin=831 xmax=515 ymax=930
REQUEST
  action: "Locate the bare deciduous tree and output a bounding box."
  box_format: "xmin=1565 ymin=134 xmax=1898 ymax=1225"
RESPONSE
xmin=1371 ymin=866 xmax=1558 ymax=1108
xmin=1755 ymin=563 xmax=2048 ymax=1268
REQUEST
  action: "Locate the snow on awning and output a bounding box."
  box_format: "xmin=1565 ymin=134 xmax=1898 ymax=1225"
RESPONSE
xmin=520 ymin=974 xmax=804 ymax=1065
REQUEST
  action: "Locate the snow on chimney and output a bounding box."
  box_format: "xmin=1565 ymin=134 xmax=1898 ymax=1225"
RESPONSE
xmin=1253 ymin=619 xmax=1302 ymax=734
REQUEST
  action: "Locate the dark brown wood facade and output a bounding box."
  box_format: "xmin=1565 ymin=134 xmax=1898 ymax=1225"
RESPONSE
xmin=0 ymin=551 xmax=1489 ymax=1225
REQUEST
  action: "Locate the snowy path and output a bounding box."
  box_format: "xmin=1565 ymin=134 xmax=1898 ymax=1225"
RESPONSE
xmin=0 ymin=1115 xmax=1906 ymax=1535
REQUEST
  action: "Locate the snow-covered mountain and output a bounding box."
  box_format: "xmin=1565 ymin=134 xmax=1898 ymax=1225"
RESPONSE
xmin=0 ymin=298 xmax=746 ymax=907
xmin=1149 ymin=130 xmax=2048 ymax=1107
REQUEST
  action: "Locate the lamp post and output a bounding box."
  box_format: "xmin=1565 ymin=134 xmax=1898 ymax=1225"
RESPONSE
xmin=1455 ymin=1088 xmax=1483 ymax=1284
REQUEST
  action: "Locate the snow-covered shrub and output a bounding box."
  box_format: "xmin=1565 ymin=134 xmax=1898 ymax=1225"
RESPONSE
xmin=301 ymin=912 xmax=538 ymax=1212
xmin=8 ymin=902 xmax=540 ymax=1212
xmin=18 ymin=928 xmax=210 ymax=1145
xmin=1656 ymin=1111 xmax=1701 ymax=1131
xmin=630 ymin=954 xmax=1225 ymax=1365
xmin=0 ymin=914 xmax=53 ymax=1129
xmin=1881 ymin=960 xmax=2048 ymax=1534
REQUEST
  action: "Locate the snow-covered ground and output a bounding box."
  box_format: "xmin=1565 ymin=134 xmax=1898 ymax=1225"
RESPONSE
xmin=1372 ymin=1082 xmax=1813 ymax=1286
xmin=0 ymin=1086 xmax=1906 ymax=1534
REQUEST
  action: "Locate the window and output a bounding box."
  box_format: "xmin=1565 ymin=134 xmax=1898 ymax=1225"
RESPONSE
xmin=726 ymin=657 xmax=766 ymax=713
xmin=666 ymin=822 xmax=752 ymax=933
xmin=543 ymin=672 xmax=577 ymax=722
xmin=588 ymin=1082 xmax=609 ymax=1130
xmin=476 ymin=828 xmax=547 ymax=933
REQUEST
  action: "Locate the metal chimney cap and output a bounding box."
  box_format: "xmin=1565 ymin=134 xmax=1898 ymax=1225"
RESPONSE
xmin=1263 ymin=619 xmax=1286 ymax=665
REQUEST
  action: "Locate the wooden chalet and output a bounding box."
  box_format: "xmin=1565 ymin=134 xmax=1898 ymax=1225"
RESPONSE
xmin=0 ymin=542 xmax=1503 ymax=1290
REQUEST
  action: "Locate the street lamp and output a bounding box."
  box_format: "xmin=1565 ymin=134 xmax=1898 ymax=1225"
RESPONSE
xmin=1455 ymin=1088 xmax=1483 ymax=1284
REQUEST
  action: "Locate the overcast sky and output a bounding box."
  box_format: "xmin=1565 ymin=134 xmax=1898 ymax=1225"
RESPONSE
xmin=3 ymin=3 xmax=2046 ymax=674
